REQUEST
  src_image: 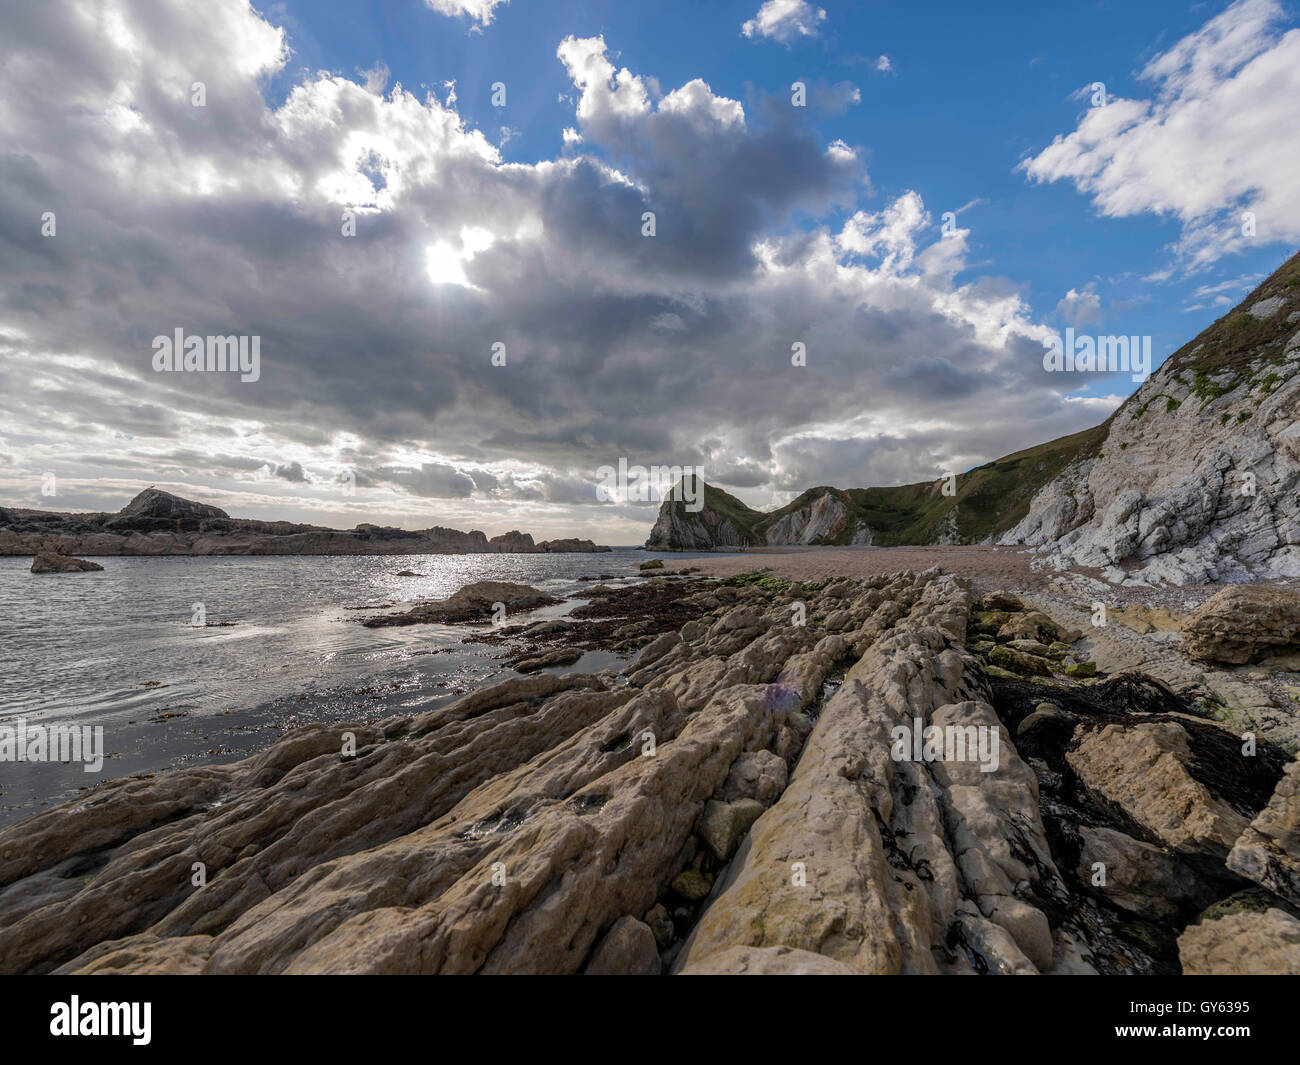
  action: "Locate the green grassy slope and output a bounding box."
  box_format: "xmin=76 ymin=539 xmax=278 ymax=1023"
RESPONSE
xmin=1143 ymin=250 xmax=1300 ymax=381
xmin=689 ymin=477 xmax=765 ymax=544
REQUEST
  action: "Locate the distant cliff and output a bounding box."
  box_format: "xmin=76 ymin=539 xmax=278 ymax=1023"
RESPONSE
xmin=644 ymin=478 xmax=763 ymax=550
xmin=0 ymin=489 xmax=612 ymax=556
xmin=644 ymin=426 xmax=1099 ymax=551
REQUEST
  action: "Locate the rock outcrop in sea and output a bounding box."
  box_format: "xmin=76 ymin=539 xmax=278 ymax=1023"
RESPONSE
xmin=644 ymin=479 xmax=762 ymax=550
xmin=29 ymin=552 xmax=103 ymax=573
xmin=3 ymin=569 xmax=1296 ymax=974
xmin=361 ymin=581 xmax=560 ymax=627
xmin=0 ymin=488 xmax=612 ymax=557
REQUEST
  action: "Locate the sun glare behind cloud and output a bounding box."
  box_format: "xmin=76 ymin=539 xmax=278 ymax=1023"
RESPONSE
xmin=425 ymin=226 xmax=495 ymax=288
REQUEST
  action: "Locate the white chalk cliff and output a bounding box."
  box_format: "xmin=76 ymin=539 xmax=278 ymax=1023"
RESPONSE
xmin=1003 ymin=251 xmax=1300 ymax=585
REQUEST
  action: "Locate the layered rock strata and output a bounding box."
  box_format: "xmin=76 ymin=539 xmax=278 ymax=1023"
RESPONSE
xmin=1003 ymin=254 xmax=1300 ymax=584
xmin=1 ymin=570 xmax=1296 ymax=975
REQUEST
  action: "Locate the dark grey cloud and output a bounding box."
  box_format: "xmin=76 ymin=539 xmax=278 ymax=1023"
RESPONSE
xmin=375 ymin=463 xmax=477 ymax=499
xmin=0 ymin=3 xmax=1118 ymax=540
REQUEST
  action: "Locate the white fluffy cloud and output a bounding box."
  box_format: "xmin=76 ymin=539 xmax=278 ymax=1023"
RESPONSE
xmin=1020 ymin=0 xmax=1300 ymax=270
xmin=741 ymin=0 xmax=826 ymax=45
xmin=1054 ymin=286 xmax=1102 ymax=327
xmin=424 ymin=0 xmax=509 ymax=27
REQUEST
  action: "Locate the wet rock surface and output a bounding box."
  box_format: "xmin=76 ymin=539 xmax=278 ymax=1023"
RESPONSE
xmin=1177 ymin=889 xmax=1300 ymax=975
xmin=1227 ymin=758 xmax=1300 ymax=907
xmin=362 ymin=581 xmax=560 ymax=627
xmin=1 ymin=568 xmax=1297 ymax=975
xmin=474 ymin=576 xmax=720 ymax=661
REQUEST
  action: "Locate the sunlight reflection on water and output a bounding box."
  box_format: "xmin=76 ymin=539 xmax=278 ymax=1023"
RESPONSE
xmin=0 ymin=548 xmax=696 ymax=726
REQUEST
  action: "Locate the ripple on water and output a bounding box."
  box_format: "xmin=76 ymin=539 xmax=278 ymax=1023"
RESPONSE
xmin=0 ymin=548 xmax=732 ymax=819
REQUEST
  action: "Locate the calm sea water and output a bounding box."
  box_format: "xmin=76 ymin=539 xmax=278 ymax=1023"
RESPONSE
xmin=0 ymin=548 xmax=726 ymax=823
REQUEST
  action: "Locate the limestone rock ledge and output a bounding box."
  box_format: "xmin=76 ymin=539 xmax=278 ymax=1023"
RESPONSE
xmin=1 ymin=568 xmax=1297 ymax=975
xmin=675 ymin=576 xmax=1060 ymax=974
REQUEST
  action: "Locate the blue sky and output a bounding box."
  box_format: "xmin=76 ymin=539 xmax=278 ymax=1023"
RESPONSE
xmin=1 ymin=0 xmax=1297 ymax=539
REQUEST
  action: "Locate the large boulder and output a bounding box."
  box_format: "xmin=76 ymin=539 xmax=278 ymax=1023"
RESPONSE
xmin=722 ymin=751 xmax=788 ymax=804
xmin=1182 ymin=585 xmax=1300 ymax=664
xmin=30 ymin=552 xmax=103 ymax=573
xmin=510 ymin=647 xmax=583 ymax=674
xmin=1075 ymin=825 xmax=1214 ymax=922
xmin=996 ymin=611 xmax=1063 ymax=644
xmin=583 ymin=917 xmax=661 ymax=975
xmin=1178 ymin=892 xmax=1300 ymax=975
xmin=981 ymin=591 xmax=1024 ymax=612
xmin=697 ymin=799 xmax=765 ymax=861
xmin=988 ymin=644 xmax=1052 ymax=677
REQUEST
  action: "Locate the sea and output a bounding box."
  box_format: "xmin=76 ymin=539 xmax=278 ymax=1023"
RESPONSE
xmin=0 ymin=548 xmax=726 ymax=825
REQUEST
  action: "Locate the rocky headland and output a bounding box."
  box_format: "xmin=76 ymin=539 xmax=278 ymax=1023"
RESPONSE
xmin=646 ymin=251 xmax=1300 ymax=589
xmin=0 ymin=488 xmax=611 ymax=557
xmin=3 ymin=565 xmax=1298 ymax=975
xmin=29 ymin=552 xmax=103 ymax=573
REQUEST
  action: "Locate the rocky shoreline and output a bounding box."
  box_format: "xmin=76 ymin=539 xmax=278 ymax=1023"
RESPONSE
xmin=0 ymin=488 xmax=611 ymax=557
xmin=2 ymin=564 xmax=1298 ymax=974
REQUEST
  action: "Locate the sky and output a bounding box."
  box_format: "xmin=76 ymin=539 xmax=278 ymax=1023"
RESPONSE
xmin=1 ymin=0 xmax=1298 ymax=542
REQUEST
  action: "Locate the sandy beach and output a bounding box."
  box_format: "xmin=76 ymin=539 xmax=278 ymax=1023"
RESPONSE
xmin=686 ymin=544 xmax=1067 ymax=594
